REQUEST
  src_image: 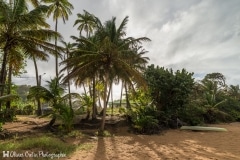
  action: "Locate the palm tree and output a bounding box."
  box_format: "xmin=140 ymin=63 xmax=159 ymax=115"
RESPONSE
xmin=28 ymin=76 xmax=75 ymax=129
xmin=73 ymin=10 xmax=99 ymax=119
xmin=0 ymin=0 xmax=63 ymax=108
xmin=42 ymin=0 xmax=74 ymax=79
xmin=61 ymin=40 xmax=74 ymax=108
xmin=228 ymin=85 xmax=240 ymax=100
xmin=74 ymin=10 xmax=96 ymax=37
xmin=5 ymin=48 xmax=25 ymax=109
xmin=121 ymin=46 xmax=150 ymax=108
xmin=61 ymin=15 xmax=150 ymax=133
xmin=201 ymin=80 xmax=226 ymax=109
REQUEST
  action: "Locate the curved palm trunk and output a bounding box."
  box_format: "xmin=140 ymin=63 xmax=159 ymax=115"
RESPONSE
xmin=111 ymin=84 xmax=114 ymax=116
xmin=125 ymin=82 xmax=130 ymax=109
xmin=33 ymin=56 xmax=42 ymax=116
xmin=92 ymin=77 xmax=97 ymax=119
xmin=98 ymin=90 xmax=102 ymax=109
xmin=119 ymin=80 xmax=124 ymax=107
xmin=55 ymin=18 xmax=59 ymax=79
xmin=6 ymin=64 xmax=13 ymax=109
xmin=83 ymin=83 xmax=87 ymax=95
xmin=66 ymin=52 xmax=72 ymax=109
xmin=100 ymin=72 xmax=109 ymax=132
xmin=0 ymin=46 xmax=9 ymax=109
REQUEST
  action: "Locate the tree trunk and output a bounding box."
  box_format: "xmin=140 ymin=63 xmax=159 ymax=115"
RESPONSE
xmin=92 ymin=77 xmax=97 ymax=119
xmin=125 ymin=82 xmax=130 ymax=109
xmin=66 ymin=54 xmax=72 ymax=110
xmin=33 ymin=56 xmax=42 ymax=116
xmin=6 ymin=64 xmax=12 ymax=109
xmin=111 ymin=84 xmax=114 ymax=116
xmin=0 ymin=46 xmax=9 ymax=109
xmin=55 ymin=18 xmax=59 ymax=80
xmin=100 ymin=72 xmax=109 ymax=132
xmin=119 ymin=81 xmax=124 ymax=107
xmin=83 ymin=83 xmax=87 ymax=95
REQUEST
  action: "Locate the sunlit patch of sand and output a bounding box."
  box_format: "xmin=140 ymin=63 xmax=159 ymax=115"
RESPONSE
xmin=69 ymin=123 xmax=240 ymax=160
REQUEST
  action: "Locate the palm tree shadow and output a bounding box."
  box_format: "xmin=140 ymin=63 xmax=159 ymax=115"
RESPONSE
xmin=94 ymin=137 xmax=107 ymax=160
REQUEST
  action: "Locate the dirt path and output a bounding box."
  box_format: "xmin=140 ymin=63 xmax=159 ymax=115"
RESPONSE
xmin=69 ymin=123 xmax=240 ymax=160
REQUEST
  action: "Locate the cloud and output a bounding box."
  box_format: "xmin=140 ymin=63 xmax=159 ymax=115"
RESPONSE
xmin=13 ymin=0 xmax=240 ymax=99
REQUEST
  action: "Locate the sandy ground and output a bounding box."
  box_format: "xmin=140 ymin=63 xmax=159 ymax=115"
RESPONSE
xmin=2 ymin=116 xmax=240 ymax=160
xmin=68 ymin=123 xmax=240 ymax=160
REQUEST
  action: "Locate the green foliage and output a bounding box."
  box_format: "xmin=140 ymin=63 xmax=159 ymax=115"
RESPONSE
xmin=0 ymin=122 xmax=2 ymax=132
xmin=22 ymin=105 xmax=34 ymax=115
xmin=95 ymin=130 xmax=112 ymax=137
xmin=202 ymin=108 xmax=233 ymax=123
xmin=0 ymin=94 xmax=19 ymax=102
xmin=218 ymin=96 xmax=240 ymax=121
xmin=179 ymin=104 xmax=205 ymax=126
xmin=144 ymin=65 xmax=194 ymax=126
xmin=0 ymin=136 xmax=76 ymax=155
xmin=55 ymin=103 xmax=74 ymax=133
xmin=28 ymin=77 xmax=76 ymax=131
xmin=128 ymin=105 xmax=160 ymax=134
xmin=0 ymin=108 xmax=16 ymax=122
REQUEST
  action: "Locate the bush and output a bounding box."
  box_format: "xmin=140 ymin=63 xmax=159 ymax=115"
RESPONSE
xmin=203 ymin=108 xmax=233 ymax=123
xmin=0 ymin=122 xmax=2 ymax=132
xmin=1 ymin=108 xmax=16 ymax=122
xmin=56 ymin=103 xmax=74 ymax=133
xmin=128 ymin=105 xmax=160 ymax=134
xmin=22 ymin=105 xmax=34 ymax=115
xmin=179 ymin=104 xmax=205 ymax=126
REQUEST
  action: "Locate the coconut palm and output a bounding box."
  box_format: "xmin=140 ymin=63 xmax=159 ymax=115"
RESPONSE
xmin=61 ymin=15 xmax=150 ymax=133
xmin=5 ymin=48 xmax=25 ymax=109
xmin=228 ymin=85 xmax=240 ymax=100
xmin=60 ymin=40 xmax=74 ymax=108
xmin=41 ymin=0 xmax=74 ymax=79
xmin=0 ymin=0 xmax=63 ymax=109
xmin=74 ymin=10 xmax=97 ymax=37
xmin=120 ymin=46 xmax=150 ymax=108
xmin=73 ymin=10 xmax=100 ymax=119
xmin=28 ymin=76 xmax=75 ymax=129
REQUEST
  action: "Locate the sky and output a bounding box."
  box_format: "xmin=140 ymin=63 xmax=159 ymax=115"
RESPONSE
xmin=13 ymin=0 xmax=240 ymax=98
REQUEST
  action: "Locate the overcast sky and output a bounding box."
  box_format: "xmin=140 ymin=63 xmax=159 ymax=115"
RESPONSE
xmin=14 ymin=0 xmax=240 ymax=97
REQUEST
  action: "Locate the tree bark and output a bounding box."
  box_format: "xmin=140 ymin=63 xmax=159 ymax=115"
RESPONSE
xmin=125 ymin=82 xmax=131 ymax=109
xmin=92 ymin=77 xmax=97 ymax=119
xmin=0 ymin=46 xmax=9 ymax=109
xmin=119 ymin=81 xmax=124 ymax=107
xmin=33 ymin=56 xmax=42 ymax=116
xmin=6 ymin=63 xmax=12 ymax=109
xmin=55 ymin=18 xmax=59 ymax=80
xmin=100 ymin=72 xmax=109 ymax=132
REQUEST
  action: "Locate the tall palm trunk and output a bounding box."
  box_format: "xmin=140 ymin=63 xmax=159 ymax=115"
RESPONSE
xmin=119 ymin=80 xmax=124 ymax=107
xmin=125 ymin=82 xmax=130 ymax=109
xmin=92 ymin=76 xmax=97 ymax=119
xmin=0 ymin=46 xmax=9 ymax=109
xmin=55 ymin=18 xmax=59 ymax=79
xmin=100 ymin=72 xmax=109 ymax=132
xmin=6 ymin=64 xmax=13 ymax=109
xmin=65 ymin=52 xmax=72 ymax=109
xmin=33 ymin=56 xmax=42 ymax=116
xmin=83 ymin=83 xmax=87 ymax=95
xmin=111 ymin=84 xmax=114 ymax=116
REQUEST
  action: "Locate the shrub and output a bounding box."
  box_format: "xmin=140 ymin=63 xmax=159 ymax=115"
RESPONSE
xmin=203 ymin=108 xmax=233 ymax=123
xmin=56 ymin=103 xmax=74 ymax=133
xmin=23 ymin=105 xmax=34 ymax=115
xmin=128 ymin=105 xmax=160 ymax=134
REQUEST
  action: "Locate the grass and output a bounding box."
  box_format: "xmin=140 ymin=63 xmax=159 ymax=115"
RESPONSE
xmin=78 ymin=143 xmax=94 ymax=150
xmin=0 ymin=135 xmax=77 ymax=159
